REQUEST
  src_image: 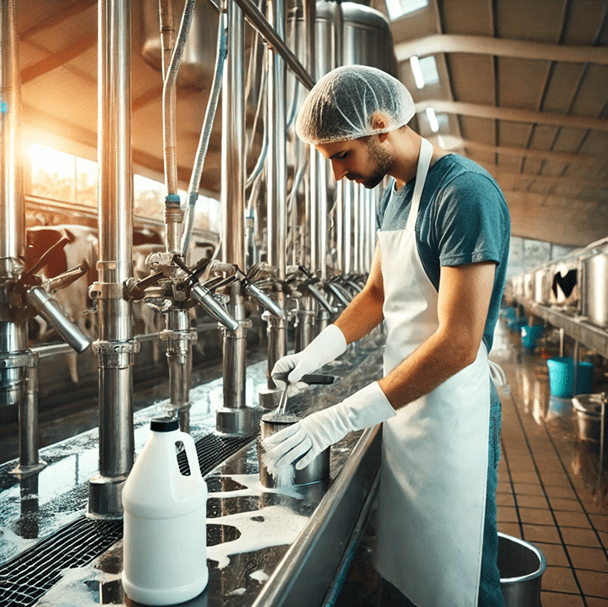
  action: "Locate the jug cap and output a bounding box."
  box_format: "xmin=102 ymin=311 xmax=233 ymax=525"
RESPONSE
xmin=150 ymin=417 xmax=179 ymax=432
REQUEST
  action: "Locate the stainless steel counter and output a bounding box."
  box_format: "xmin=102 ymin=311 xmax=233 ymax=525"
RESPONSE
xmin=512 ymin=298 xmax=608 ymax=358
xmin=0 ymin=338 xmax=385 ymax=607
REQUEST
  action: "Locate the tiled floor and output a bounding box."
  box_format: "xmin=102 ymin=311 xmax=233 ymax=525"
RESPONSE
xmin=492 ymin=321 xmax=608 ymax=606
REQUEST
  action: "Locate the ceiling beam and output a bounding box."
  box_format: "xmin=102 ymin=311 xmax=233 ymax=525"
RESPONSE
xmin=441 ymin=138 xmax=605 ymax=166
xmin=19 ymin=0 xmax=97 ymax=39
xmin=479 ymin=165 xmax=608 ymax=189
xmin=21 ymin=32 xmax=97 ymax=84
xmin=416 ymin=99 xmax=608 ymax=132
xmin=395 ymin=34 xmax=608 ymax=64
xmin=502 ymin=190 xmax=608 ymax=210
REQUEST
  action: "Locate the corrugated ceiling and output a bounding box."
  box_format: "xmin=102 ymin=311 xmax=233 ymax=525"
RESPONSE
xmin=13 ymin=0 xmax=608 ymax=248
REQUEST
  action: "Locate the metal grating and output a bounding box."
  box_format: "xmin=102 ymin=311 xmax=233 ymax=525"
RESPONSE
xmin=0 ymin=432 xmax=256 ymax=607
xmin=0 ymin=517 xmax=123 ymax=607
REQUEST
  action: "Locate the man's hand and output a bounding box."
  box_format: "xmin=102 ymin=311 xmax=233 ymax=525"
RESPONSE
xmin=262 ymin=382 xmax=395 ymax=470
xmin=271 ymin=324 xmax=347 ymax=393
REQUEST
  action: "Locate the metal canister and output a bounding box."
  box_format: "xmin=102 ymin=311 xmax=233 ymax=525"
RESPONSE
xmin=258 ymin=412 xmax=330 ymax=488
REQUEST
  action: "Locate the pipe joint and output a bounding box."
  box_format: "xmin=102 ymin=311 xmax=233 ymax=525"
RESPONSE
xmin=222 ymin=317 xmax=253 ymax=339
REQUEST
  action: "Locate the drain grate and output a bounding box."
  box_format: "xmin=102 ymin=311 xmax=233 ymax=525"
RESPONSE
xmin=0 ymin=432 xmax=255 ymax=607
xmin=0 ymin=517 xmax=123 ymax=607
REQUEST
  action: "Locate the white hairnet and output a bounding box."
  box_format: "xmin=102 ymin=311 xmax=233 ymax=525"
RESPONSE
xmin=295 ymin=65 xmax=415 ymax=145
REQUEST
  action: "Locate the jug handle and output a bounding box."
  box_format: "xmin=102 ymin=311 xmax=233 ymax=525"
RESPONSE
xmin=178 ymin=431 xmax=203 ymax=480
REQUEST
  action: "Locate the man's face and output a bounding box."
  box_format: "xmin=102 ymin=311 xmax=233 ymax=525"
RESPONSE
xmin=316 ymin=136 xmax=392 ymax=189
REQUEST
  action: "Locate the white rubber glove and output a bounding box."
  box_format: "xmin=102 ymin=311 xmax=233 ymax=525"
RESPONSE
xmin=261 ymin=381 xmax=396 ymax=470
xmin=272 ymin=324 xmax=347 ymax=394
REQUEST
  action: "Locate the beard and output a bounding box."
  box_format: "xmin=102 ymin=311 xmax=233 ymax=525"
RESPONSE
xmin=346 ymin=139 xmax=392 ymax=189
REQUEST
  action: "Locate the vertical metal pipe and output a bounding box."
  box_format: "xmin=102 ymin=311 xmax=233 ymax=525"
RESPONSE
xmin=161 ymin=308 xmax=196 ymax=432
xmin=217 ymin=0 xmax=252 ymax=434
xmin=352 ymin=185 xmax=360 ymax=273
xmin=88 ymin=0 xmax=138 ymax=519
xmin=222 ymin=0 xmax=245 ymax=271
xmin=343 ymin=182 xmax=353 ymax=274
xmin=368 ymin=188 xmax=376 ymax=272
xmin=358 ymin=186 xmax=366 ymax=274
xmin=222 ymin=282 xmax=249 ymax=407
xmin=297 ymin=0 xmax=317 ymax=348
xmin=0 ymin=0 xmax=27 ymax=411
xmin=19 ymin=354 xmax=39 ymax=467
xmin=318 ymin=161 xmax=328 ymax=281
xmin=265 ymin=0 xmax=287 ymax=372
xmin=336 ymin=181 xmax=344 ymax=272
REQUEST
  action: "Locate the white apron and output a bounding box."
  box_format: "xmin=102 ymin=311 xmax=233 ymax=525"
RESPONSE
xmin=373 ymin=138 xmax=491 ymax=607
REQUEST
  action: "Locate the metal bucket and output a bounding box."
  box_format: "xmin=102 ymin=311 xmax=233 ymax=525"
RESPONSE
xmin=572 ymin=394 xmax=607 ymax=443
xmin=258 ymin=413 xmax=330 ymax=488
xmin=498 ymin=532 xmax=546 ymax=607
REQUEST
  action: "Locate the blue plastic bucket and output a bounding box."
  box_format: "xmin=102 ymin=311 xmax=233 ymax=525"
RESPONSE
xmin=520 ymin=325 xmax=544 ymax=350
xmin=547 ymin=358 xmax=595 ymax=398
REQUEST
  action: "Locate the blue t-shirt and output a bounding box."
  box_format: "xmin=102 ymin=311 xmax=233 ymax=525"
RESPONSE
xmin=376 ymin=153 xmax=510 ymax=391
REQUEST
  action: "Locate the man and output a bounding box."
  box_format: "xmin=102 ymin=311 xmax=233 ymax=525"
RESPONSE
xmin=263 ymin=65 xmax=510 ymax=607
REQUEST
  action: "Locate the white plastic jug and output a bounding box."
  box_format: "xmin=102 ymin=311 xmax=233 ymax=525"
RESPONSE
xmin=122 ymin=417 xmax=208 ymax=605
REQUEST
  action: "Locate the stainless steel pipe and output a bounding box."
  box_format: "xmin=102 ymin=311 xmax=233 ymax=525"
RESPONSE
xmin=216 ymin=0 xmax=254 ymax=435
xmin=161 ymin=308 xmax=197 ymax=432
xmin=88 ymin=0 xmax=138 ymax=520
xmin=222 ymin=0 xmax=245 ymax=272
xmin=264 ymin=0 xmax=288 ymax=374
xmin=232 ymin=0 xmax=314 ymax=90
xmin=0 ymin=0 xmax=27 ymax=411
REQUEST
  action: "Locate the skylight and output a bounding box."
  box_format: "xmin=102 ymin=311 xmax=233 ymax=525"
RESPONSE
xmin=385 ymin=0 xmax=429 ymax=21
xmin=410 ymin=56 xmax=440 ymax=89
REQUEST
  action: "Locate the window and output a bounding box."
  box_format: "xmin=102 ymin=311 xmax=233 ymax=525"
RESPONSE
xmin=385 ymin=0 xmax=428 ymax=21
xmin=410 ymin=55 xmax=440 ymax=89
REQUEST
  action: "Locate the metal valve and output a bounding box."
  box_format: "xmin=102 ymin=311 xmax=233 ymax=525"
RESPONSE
xmin=172 ymin=255 xmax=239 ymax=331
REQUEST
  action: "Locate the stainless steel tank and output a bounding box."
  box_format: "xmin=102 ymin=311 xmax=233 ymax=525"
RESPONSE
xmin=513 ymin=275 xmax=524 ymax=300
xmin=533 ymin=267 xmax=552 ymax=305
xmin=581 ymin=249 xmax=608 ymax=327
xmin=341 ymin=2 xmax=397 ymax=74
xmin=523 ymin=273 xmax=534 ymax=301
xmin=141 ymin=0 xmax=218 ymax=89
xmin=289 ymin=1 xmax=397 ymax=78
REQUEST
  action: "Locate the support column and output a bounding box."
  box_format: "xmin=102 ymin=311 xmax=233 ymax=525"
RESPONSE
xmin=0 ymin=0 xmax=27 ymax=414
xmin=265 ymin=0 xmax=287 ymax=378
xmin=88 ymin=0 xmax=138 ymax=519
xmin=217 ymin=0 xmax=253 ymax=434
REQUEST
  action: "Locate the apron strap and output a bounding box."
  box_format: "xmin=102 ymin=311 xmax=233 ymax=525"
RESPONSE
xmin=405 ymin=138 xmax=434 ymax=232
xmin=489 ymin=360 xmax=506 ymax=387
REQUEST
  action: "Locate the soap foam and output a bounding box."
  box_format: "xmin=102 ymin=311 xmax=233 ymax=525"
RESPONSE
xmin=206 ymin=504 xmax=309 ymax=569
xmin=260 ymin=449 xmax=295 ymax=488
xmin=250 ymin=570 xmax=269 ymax=583
xmin=34 ymin=564 xmax=121 ymax=607
xmin=209 ymin=473 xmax=302 ymax=499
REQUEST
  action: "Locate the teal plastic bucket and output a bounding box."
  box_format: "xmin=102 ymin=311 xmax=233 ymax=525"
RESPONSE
xmin=576 ymin=361 xmax=594 ymax=395
xmin=547 ymin=358 xmax=595 ymax=398
xmin=520 ymin=325 xmax=544 ymax=350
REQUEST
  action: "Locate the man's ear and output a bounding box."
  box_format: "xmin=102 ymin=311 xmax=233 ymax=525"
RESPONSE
xmin=371 ymin=112 xmax=390 ymax=143
xmin=371 ymin=111 xmax=388 ymax=131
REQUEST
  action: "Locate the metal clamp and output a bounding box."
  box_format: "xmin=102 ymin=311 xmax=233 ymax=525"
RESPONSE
xmin=92 ymin=339 xmax=141 ymax=367
xmin=0 ymin=351 xmax=32 ymax=369
xmin=89 ymin=281 xmax=125 ymax=300
xmin=159 ymin=329 xmax=199 ymax=342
